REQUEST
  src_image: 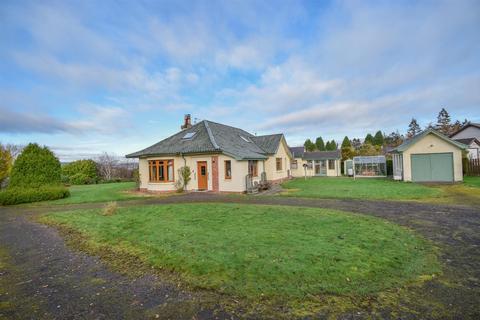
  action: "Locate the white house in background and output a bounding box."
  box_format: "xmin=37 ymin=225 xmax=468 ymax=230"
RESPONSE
xmin=289 ymin=147 xmax=341 ymax=177
xmin=126 ymin=115 xmax=293 ymax=193
xmin=450 ymin=122 xmax=480 ymax=159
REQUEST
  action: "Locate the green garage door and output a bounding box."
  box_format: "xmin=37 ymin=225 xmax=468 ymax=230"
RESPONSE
xmin=411 ymin=153 xmax=453 ymax=182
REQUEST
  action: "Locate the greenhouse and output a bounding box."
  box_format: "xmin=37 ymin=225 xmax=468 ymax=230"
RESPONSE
xmin=352 ymin=156 xmax=387 ymax=178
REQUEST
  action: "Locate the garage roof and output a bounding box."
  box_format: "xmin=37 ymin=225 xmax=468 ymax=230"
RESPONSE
xmin=393 ymin=129 xmax=468 ymax=153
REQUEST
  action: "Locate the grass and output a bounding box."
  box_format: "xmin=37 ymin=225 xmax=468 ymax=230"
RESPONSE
xmin=281 ymin=177 xmax=442 ymax=200
xmin=37 ymin=182 xmax=144 ymax=205
xmin=464 ymin=176 xmax=480 ymax=188
xmin=40 ymin=203 xmax=439 ymax=301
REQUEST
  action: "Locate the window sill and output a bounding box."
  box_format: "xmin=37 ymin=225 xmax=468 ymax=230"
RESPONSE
xmin=148 ymin=181 xmax=175 ymax=184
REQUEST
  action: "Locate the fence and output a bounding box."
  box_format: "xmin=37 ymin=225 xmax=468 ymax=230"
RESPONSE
xmin=464 ymin=158 xmax=480 ymax=176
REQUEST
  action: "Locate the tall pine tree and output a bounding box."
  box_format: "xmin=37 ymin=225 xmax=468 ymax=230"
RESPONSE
xmin=436 ymin=108 xmax=451 ymax=135
xmin=341 ymin=136 xmax=351 ymax=148
xmin=315 ymin=137 xmax=325 ymax=151
xmin=304 ymin=139 xmax=316 ymax=152
xmin=373 ymin=131 xmax=384 ymax=146
xmin=364 ymin=133 xmax=374 ymax=145
xmin=407 ymin=118 xmax=421 ymax=138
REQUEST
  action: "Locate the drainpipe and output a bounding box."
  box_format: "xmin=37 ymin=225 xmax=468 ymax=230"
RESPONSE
xmin=181 ymin=153 xmax=187 ymax=191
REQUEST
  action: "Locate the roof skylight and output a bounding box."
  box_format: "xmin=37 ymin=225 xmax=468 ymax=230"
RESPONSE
xmin=182 ymin=132 xmax=196 ymax=140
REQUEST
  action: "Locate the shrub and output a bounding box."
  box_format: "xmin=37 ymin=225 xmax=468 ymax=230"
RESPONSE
xmin=0 ymin=186 xmax=70 ymax=206
xmin=102 ymin=201 xmax=118 ymax=216
xmin=9 ymin=143 xmax=62 ymax=188
xmin=62 ymin=159 xmax=98 ymax=185
xmin=174 ymin=166 xmax=191 ymax=192
xmin=69 ymin=173 xmax=96 ymax=185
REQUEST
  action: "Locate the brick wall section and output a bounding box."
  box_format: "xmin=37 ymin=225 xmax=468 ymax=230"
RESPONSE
xmin=211 ymin=156 xmax=219 ymax=192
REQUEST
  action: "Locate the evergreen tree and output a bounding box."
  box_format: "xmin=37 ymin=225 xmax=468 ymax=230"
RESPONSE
xmin=407 ymin=118 xmax=421 ymax=138
xmin=304 ymin=139 xmax=316 ymax=152
xmin=9 ymin=143 xmax=62 ymax=188
xmin=325 ymin=141 xmax=331 ymax=150
xmin=341 ymin=136 xmax=351 ymax=148
xmin=373 ymin=131 xmax=384 ymax=146
xmin=329 ymin=140 xmax=338 ymax=150
xmin=436 ymin=108 xmax=451 ymax=135
xmin=315 ymin=137 xmax=325 ymax=151
xmin=364 ymin=133 xmax=374 ymax=145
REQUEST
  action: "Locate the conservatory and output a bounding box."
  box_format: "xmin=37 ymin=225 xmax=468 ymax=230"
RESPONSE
xmin=352 ymin=156 xmax=387 ymax=178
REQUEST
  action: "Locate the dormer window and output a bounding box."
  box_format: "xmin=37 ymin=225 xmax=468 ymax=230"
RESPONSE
xmin=182 ymin=132 xmax=196 ymax=140
xmin=240 ymin=135 xmax=251 ymax=142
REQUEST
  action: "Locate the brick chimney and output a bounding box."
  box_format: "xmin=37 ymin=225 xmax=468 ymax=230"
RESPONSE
xmin=181 ymin=114 xmax=192 ymax=130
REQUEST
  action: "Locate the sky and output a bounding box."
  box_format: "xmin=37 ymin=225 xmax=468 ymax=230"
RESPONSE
xmin=1 ymin=0 xmax=479 ymax=161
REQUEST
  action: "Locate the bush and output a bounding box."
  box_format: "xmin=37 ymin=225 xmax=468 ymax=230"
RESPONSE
xmin=102 ymin=201 xmax=118 ymax=216
xmin=0 ymin=185 xmax=70 ymax=206
xmin=69 ymin=173 xmax=96 ymax=185
xmin=62 ymin=159 xmax=98 ymax=185
xmin=9 ymin=143 xmax=62 ymax=188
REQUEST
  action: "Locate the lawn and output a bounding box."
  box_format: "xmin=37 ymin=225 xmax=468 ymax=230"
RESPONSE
xmin=40 ymin=203 xmax=439 ymax=300
xmin=281 ymin=177 xmax=442 ymax=200
xmin=39 ymin=182 xmax=145 ymax=205
xmin=464 ymin=176 xmax=480 ymax=188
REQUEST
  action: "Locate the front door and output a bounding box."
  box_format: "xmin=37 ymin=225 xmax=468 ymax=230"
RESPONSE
xmin=197 ymin=161 xmax=208 ymax=190
xmin=315 ymin=160 xmax=327 ymax=176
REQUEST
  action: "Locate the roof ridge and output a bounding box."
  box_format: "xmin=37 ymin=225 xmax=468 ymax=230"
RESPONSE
xmin=204 ymin=119 xmax=255 ymax=137
xmin=203 ymin=120 xmax=220 ymax=150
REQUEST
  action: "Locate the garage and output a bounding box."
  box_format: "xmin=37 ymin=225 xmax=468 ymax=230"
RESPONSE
xmin=392 ymin=129 xmax=467 ymax=183
xmin=411 ymin=153 xmax=453 ymax=182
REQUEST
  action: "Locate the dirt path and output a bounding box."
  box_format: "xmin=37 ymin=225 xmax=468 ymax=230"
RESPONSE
xmin=1 ymin=194 xmax=479 ymax=319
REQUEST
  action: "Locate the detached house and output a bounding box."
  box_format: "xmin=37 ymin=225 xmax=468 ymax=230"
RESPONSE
xmin=126 ymin=115 xmax=292 ymax=193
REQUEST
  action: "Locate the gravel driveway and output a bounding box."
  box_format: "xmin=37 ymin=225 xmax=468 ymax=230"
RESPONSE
xmin=1 ymin=194 xmax=479 ymax=319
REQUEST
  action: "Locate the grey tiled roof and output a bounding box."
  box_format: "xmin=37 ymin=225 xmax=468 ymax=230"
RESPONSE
xmin=289 ymin=146 xmax=305 ymax=158
xmin=454 ymin=138 xmax=480 ymax=146
xmin=126 ymin=120 xmax=285 ymax=160
xmin=302 ymin=150 xmax=341 ymax=160
xmin=251 ymin=134 xmax=283 ymax=154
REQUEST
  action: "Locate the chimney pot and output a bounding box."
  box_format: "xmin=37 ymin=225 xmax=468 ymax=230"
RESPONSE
xmin=181 ymin=114 xmax=192 ymax=130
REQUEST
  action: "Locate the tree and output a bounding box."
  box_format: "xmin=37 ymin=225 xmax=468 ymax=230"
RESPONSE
xmin=9 ymin=143 xmax=62 ymax=188
xmin=328 ymin=140 xmax=338 ymax=150
xmin=373 ymin=131 xmax=384 ymax=146
xmin=304 ymin=139 xmax=316 ymax=152
xmin=384 ymin=131 xmax=404 ymax=147
xmin=358 ymin=143 xmax=382 ymax=156
xmin=0 ymin=144 xmax=13 ymax=186
xmin=325 ymin=141 xmax=331 ymax=150
xmin=341 ymin=136 xmax=352 ymax=149
xmin=97 ymin=152 xmax=118 ymax=181
xmin=364 ymin=134 xmax=374 ymax=145
xmin=315 ymin=137 xmax=325 ymax=151
xmin=436 ymin=108 xmax=451 ymax=135
xmin=407 ymin=118 xmax=421 ymax=138
xmin=62 ymin=159 xmax=98 ymax=184
xmin=351 ymin=138 xmax=362 ymax=150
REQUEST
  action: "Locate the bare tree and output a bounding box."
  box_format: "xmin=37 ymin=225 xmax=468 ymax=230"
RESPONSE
xmin=97 ymin=152 xmax=118 ymax=181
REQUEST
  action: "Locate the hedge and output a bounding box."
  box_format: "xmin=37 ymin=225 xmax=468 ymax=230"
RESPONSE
xmin=0 ymin=185 xmax=70 ymax=206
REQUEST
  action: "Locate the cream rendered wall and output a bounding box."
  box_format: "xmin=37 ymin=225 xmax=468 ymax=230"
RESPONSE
xmin=290 ymin=158 xmax=341 ymax=177
xmin=264 ymin=138 xmax=292 ymax=181
xmin=218 ymin=155 xmax=249 ymax=192
xmin=139 ymin=154 xmax=221 ymax=192
xmin=401 ymin=134 xmax=463 ymax=182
